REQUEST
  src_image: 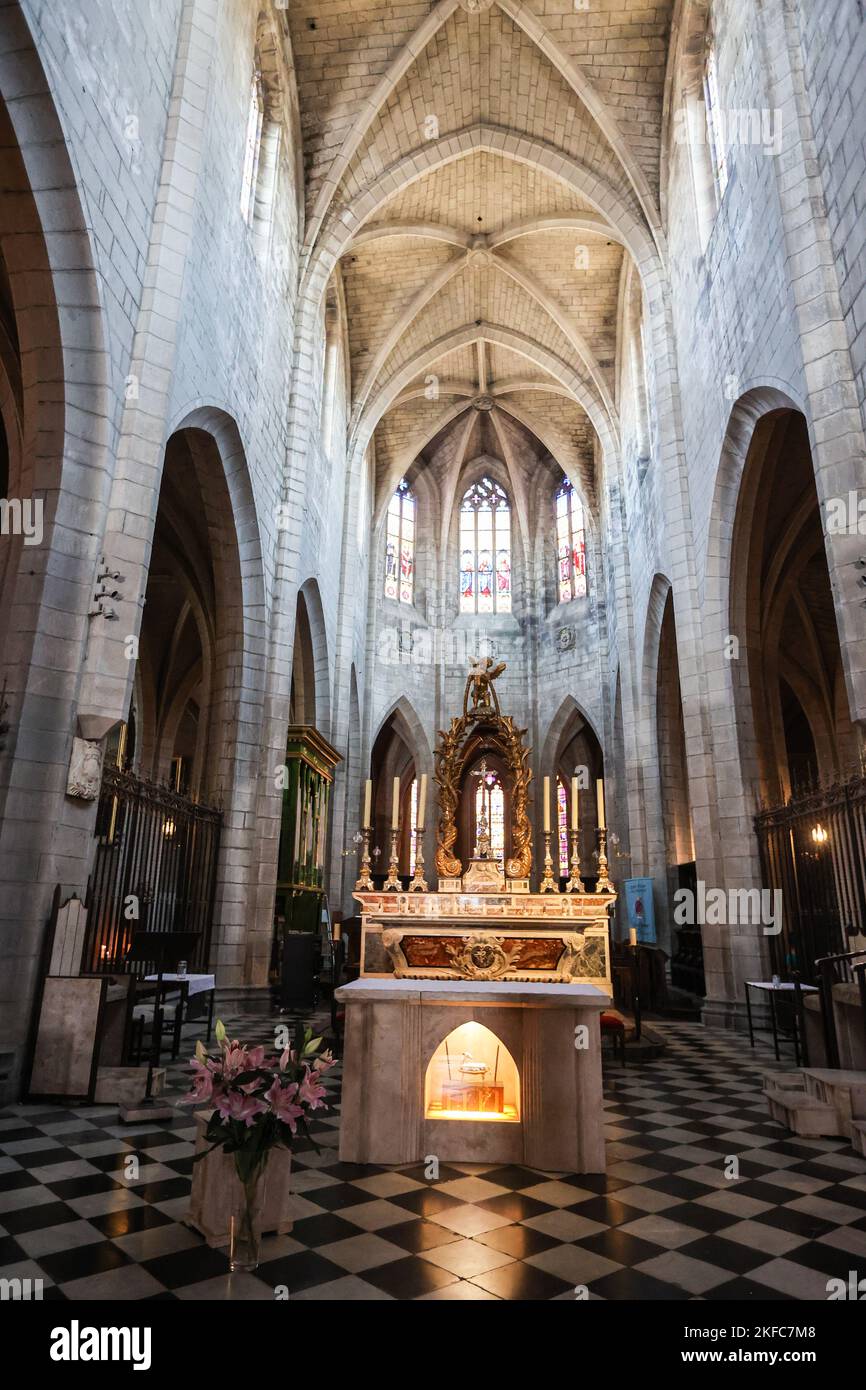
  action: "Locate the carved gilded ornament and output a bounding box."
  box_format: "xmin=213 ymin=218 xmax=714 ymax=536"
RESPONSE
xmin=434 ymin=659 xmax=533 ymax=881
xmin=445 ymin=933 xmax=523 ymax=979
xmin=377 ymin=926 xmax=608 ymax=983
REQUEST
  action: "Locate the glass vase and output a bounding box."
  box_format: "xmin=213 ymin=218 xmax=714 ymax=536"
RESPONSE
xmin=229 ymin=1163 xmax=267 ymax=1273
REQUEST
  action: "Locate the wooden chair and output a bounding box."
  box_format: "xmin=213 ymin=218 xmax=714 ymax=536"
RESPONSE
xmin=129 ymin=979 xmax=188 ymax=1063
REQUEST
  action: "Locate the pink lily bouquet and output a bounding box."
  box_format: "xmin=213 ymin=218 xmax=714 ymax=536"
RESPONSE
xmin=181 ymin=1019 xmax=336 ymax=1187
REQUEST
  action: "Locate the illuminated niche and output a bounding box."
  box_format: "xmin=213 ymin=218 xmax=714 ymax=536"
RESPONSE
xmin=425 ymin=1022 xmax=520 ymax=1123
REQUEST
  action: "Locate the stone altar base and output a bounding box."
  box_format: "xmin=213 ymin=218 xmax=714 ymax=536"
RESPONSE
xmin=335 ymin=978 xmax=608 ymax=1172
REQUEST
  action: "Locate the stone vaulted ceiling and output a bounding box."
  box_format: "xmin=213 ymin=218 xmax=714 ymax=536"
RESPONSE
xmin=288 ymin=0 xmax=674 ymax=512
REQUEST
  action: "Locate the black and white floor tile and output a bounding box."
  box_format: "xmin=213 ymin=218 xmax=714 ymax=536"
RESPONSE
xmin=1 ymin=1016 xmax=865 ymax=1300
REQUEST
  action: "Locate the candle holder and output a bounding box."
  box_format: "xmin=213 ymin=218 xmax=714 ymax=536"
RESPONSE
xmin=383 ymin=826 xmax=401 ymax=891
xmin=564 ymin=829 xmax=585 ymax=893
xmin=595 ymin=826 xmax=615 ymax=894
xmin=408 ymin=827 xmax=428 ymax=893
xmin=354 ymin=827 xmax=374 ymax=891
xmin=539 ymin=831 xmax=558 ymax=893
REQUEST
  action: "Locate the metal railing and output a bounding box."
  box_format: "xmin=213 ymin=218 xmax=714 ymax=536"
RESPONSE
xmin=755 ymin=773 xmax=866 ymax=982
xmin=83 ymin=765 xmax=222 ymax=975
xmin=813 ymin=947 xmax=866 ymax=1069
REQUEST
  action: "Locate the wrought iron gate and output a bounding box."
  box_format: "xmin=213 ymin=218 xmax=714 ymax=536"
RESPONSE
xmin=83 ymin=765 xmax=222 ymax=975
xmin=755 ymin=775 xmax=866 ymax=981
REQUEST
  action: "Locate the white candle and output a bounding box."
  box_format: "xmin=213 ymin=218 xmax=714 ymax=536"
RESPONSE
xmin=362 ymin=778 xmax=372 ymax=829
xmin=629 ymin=926 xmax=637 ymax=947
xmin=417 ymin=773 xmax=427 ymax=829
xmin=333 ymin=922 xmax=342 ymax=941
xmin=543 ymin=776 xmax=550 ymax=833
xmin=596 ymin=777 xmax=606 ymax=829
xmin=571 ymin=775 xmax=579 ymax=831
xmin=391 ymin=775 xmax=400 ymax=829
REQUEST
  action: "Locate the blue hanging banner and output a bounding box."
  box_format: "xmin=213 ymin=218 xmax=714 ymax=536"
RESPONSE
xmin=624 ymin=877 xmax=656 ymax=944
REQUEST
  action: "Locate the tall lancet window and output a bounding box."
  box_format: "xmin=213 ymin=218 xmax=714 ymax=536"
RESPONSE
xmin=703 ymin=35 xmax=728 ymax=201
xmin=557 ymin=777 xmax=569 ymax=876
xmin=555 ymin=479 xmax=587 ymax=602
xmin=240 ymin=70 xmax=264 ymax=223
xmin=459 ymin=477 xmax=511 ymax=614
xmin=408 ymin=776 xmax=418 ymax=874
xmin=384 ymin=478 xmax=415 ymax=604
xmin=475 ymin=769 xmax=505 ymax=862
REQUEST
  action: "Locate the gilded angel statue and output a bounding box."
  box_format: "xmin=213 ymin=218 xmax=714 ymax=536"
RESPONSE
xmin=464 ymin=656 xmax=506 ymax=716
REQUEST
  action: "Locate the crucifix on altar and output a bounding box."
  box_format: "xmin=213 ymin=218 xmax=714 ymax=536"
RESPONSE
xmin=470 ymin=757 xmax=495 ymax=859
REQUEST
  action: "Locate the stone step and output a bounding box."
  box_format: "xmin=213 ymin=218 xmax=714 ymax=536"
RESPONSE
xmin=852 ymin=1121 xmax=866 ymax=1159
xmin=801 ymin=1069 xmax=866 ymax=1137
xmin=761 ymin=1069 xmax=804 ymax=1094
xmin=765 ymin=1087 xmax=844 ymax=1137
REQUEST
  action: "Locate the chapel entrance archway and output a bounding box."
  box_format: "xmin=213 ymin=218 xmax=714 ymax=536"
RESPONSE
xmin=730 ymin=409 xmax=856 ymax=804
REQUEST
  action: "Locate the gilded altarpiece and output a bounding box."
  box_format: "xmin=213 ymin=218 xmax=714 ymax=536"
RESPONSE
xmin=355 ymin=661 xmax=615 ymax=994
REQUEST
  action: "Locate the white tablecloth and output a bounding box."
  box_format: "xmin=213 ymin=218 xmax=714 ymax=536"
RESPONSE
xmin=145 ymin=972 xmax=215 ymax=998
xmin=745 ymin=980 xmax=817 ymax=992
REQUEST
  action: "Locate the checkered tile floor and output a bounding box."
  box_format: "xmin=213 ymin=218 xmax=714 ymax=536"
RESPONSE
xmin=2 ymin=1016 xmax=865 ymax=1300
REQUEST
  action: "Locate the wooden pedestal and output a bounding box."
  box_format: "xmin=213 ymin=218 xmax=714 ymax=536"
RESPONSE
xmin=185 ymin=1112 xmax=296 ymax=1246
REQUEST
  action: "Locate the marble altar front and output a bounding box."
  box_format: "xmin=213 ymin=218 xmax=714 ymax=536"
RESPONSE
xmin=355 ymin=889 xmax=613 ymax=995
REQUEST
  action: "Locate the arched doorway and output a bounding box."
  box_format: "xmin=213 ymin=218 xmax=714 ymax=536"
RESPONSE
xmin=655 ymin=589 xmax=699 ymax=987
xmin=545 ymin=700 xmax=604 ymax=888
xmin=0 ymin=22 xmax=111 ymax=1099
xmin=85 ymin=421 xmax=262 ymax=974
xmin=731 ymin=410 xmax=856 ymax=803
xmin=289 ymin=591 xmax=317 ymax=727
xmin=731 ymin=409 xmax=859 ymax=975
xmin=273 ymin=584 xmax=340 ymax=948
xmin=370 ymin=709 xmax=418 ymax=884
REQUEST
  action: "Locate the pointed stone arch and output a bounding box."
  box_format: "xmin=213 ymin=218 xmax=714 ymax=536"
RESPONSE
xmin=541 ymin=694 xmax=603 ymax=775
xmin=371 ymin=695 xmax=434 ymax=781
xmin=0 ymin=5 xmax=116 ymax=1101
xmin=295 ymin=577 xmax=332 ymax=737
xmin=354 ymin=320 xmax=616 ymax=465
xmin=370 ymin=695 xmax=434 ymax=877
xmin=305 ymin=124 xmax=661 ymax=311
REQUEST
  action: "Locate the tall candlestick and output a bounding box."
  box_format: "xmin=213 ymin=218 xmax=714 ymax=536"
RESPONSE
xmin=391 ymin=775 xmax=400 ymax=830
xmin=408 ymin=816 xmax=428 ymax=893
xmin=596 ymin=777 xmax=606 ymax=829
xmin=595 ymin=825 xmax=614 ymax=893
xmin=571 ymin=774 xmax=579 ymax=831
xmin=543 ymin=776 xmax=551 ymax=833
xmin=384 ymin=827 xmax=401 ymax=890
xmin=564 ymin=828 xmax=585 ymax=893
xmin=362 ymin=778 xmax=372 ymax=829
xmin=539 ymin=830 xmax=557 ymax=893
xmin=354 ymin=827 xmax=373 ymax=891
xmin=417 ymin=773 xmax=427 ymax=829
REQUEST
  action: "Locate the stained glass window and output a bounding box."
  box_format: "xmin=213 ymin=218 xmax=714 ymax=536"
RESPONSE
xmin=409 ymin=776 xmax=418 ymax=874
xmin=475 ymin=769 xmax=505 ymax=862
xmin=555 ymin=479 xmax=587 ymax=602
xmin=460 ymin=477 xmax=511 ymax=614
xmin=384 ymin=478 xmax=415 ymax=604
xmin=557 ymin=778 xmax=569 ymax=877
